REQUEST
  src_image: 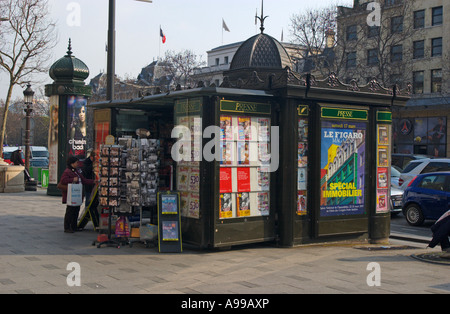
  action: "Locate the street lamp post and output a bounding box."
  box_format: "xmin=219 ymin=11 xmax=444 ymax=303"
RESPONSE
xmin=23 ymin=84 xmax=34 ymax=171
xmin=106 ymin=0 xmax=152 ymax=101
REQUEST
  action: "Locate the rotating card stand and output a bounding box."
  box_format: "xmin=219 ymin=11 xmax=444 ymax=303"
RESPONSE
xmin=97 ymin=145 xmax=122 ymax=248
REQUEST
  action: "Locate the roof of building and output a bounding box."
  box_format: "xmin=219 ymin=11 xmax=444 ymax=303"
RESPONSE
xmin=49 ymin=39 xmax=89 ymax=84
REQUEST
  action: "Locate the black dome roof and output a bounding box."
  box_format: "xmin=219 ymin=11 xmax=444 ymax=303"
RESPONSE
xmin=49 ymin=39 xmax=89 ymax=83
xmin=230 ymin=33 xmax=292 ymax=71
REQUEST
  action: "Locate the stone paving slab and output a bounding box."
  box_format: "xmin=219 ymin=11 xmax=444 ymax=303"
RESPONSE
xmin=0 ymin=189 xmax=449 ymax=295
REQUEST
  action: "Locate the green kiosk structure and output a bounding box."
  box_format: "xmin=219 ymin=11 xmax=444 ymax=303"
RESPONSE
xmin=91 ymin=29 xmax=410 ymax=249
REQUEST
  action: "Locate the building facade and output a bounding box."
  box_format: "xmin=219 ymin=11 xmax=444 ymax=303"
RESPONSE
xmin=337 ymin=0 xmax=449 ymax=157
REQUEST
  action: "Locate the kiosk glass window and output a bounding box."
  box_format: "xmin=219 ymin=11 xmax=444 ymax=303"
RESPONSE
xmin=219 ymin=100 xmax=271 ymax=220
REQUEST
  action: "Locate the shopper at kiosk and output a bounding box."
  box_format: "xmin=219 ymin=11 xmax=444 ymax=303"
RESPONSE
xmin=59 ymin=156 xmax=95 ymax=233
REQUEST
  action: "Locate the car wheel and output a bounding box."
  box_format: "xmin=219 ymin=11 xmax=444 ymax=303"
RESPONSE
xmin=405 ymin=204 xmax=424 ymax=226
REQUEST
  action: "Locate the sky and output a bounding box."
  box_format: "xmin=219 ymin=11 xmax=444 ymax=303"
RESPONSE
xmin=0 ymin=0 xmax=353 ymax=102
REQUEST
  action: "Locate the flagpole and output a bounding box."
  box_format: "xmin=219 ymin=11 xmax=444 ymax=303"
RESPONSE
xmin=159 ymin=25 xmax=161 ymax=61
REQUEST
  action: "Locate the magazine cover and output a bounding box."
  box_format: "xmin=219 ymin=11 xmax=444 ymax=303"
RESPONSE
xmin=238 ymin=117 xmax=251 ymax=140
xmin=237 ymin=192 xmax=250 ymax=217
xmin=237 ymin=167 xmax=251 ymax=192
xmin=162 ymin=221 xmax=179 ymax=241
xmin=219 ymin=193 xmax=233 ymax=219
xmin=220 ymin=115 xmax=233 ymax=141
xmin=220 ymin=142 xmax=233 ymax=165
xmin=257 ymin=192 xmax=270 ymax=216
xmin=297 ymin=191 xmax=307 ymax=216
xmin=237 ymin=142 xmax=250 ymax=165
xmin=257 ymin=167 xmax=270 ymax=191
xmin=258 ymin=118 xmax=270 ymax=142
xmin=177 ymin=166 xmax=189 ymax=191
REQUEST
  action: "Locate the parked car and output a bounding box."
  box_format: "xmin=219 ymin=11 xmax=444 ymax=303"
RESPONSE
xmin=392 ymin=153 xmax=428 ymax=171
xmin=398 ymin=158 xmax=450 ymax=190
xmin=402 ymin=172 xmax=450 ymax=226
xmin=390 ymin=186 xmax=403 ymax=216
xmin=1 ymin=147 xmax=24 ymax=165
xmin=30 ymin=146 xmax=49 ymax=168
xmin=391 ymin=166 xmax=401 ymax=189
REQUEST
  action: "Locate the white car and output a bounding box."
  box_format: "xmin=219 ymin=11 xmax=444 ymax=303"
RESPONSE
xmin=398 ymin=158 xmax=450 ymax=190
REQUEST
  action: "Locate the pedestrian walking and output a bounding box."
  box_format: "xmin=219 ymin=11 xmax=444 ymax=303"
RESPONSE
xmin=82 ymin=149 xmax=95 ymax=204
xmin=58 ymin=156 xmax=95 ymax=233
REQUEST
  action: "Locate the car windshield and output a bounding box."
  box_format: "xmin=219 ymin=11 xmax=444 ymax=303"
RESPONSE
xmin=32 ymin=151 xmax=49 ymax=158
xmin=391 ymin=167 xmax=401 ymax=177
xmin=402 ymin=161 xmax=423 ymax=173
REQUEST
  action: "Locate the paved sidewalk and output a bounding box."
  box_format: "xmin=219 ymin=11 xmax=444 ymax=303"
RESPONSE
xmin=0 ymin=189 xmax=449 ymax=294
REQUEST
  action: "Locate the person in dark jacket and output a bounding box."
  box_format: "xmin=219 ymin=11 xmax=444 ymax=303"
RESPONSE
xmin=11 ymin=149 xmax=31 ymax=181
xmin=428 ymin=210 xmax=450 ymax=253
xmin=82 ymin=149 xmax=95 ymax=204
xmin=59 ymin=156 xmax=95 ymax=233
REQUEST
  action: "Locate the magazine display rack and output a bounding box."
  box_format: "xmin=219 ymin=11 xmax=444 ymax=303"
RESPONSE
xmin=97 ymin=145 xmax=122 ymax=248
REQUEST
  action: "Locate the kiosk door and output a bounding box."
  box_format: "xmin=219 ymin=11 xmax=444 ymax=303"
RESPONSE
xmin=317 ymin=106 xmax=369 ymax=238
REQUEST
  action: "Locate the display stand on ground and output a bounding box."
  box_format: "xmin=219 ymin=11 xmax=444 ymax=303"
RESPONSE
xmin=96 ymin=145 xmax=122 ymax=248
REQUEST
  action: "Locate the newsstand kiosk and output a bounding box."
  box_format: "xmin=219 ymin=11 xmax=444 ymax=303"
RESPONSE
xmin=90 ymin=26 xmax=409 ymax=249
xmin=91 ymin=78 xmax=409 ymax=249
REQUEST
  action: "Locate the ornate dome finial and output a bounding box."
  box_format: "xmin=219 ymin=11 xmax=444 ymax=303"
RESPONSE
xmin=255 ymin=0 xmax=268 ymax=34
xmin=66 ymin=38 xmax=73 ymax=57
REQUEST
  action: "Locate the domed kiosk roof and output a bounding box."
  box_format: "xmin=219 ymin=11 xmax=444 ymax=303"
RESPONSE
xmin=230 ymin=32 xmax=292 ymax=71
xmin=49 ymin=39 xmax=89 ymax=83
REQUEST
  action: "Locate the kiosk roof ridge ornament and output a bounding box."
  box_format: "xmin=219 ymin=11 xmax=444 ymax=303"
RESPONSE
xmin=255 ymin=0 xmax=269 ymax=34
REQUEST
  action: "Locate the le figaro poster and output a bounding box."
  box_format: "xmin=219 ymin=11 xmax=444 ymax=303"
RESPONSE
xmin=320 ymin=121 xmax=366 ymax=217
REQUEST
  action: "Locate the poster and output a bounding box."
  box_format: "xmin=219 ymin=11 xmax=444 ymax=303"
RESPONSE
xmin=297 ymin=191 xmax=307 ymax=216
xmin=161 ymin=194 xmax=178 ymax=214
xmin=180 ymin=192 xmax=189 ymax=217
xmin=220 ymin=168 xmax=233 ymax=193
xmin=67 ymin=95 xmax=88 ymax=158
xmin=237 ymin=167 xmax=251 ymax=192
xmin=320 ymin=120 xmax=366 ymax=216
xmin=219 ymin=193 xmax=233 ymax=219
xmin=376 ymin=190 xmax=388 ymax=213
xmin=48 ymin=96 xmax=59 ymax=184
xmin=298 ymin=167 xmax=307 ymax=190
xmin=238 ymin=117 xmax=252 ymax=140
xmin=237 ymin=192 xmax=250 ymax=217
xmin=377 ymin=167 xmax=388 ymax=189
xmin=298 ymin=143 xmax=308 ymax=167
xmin=177 ymin=166 xmax=189 ymax=191
xmin=189 ymin=167 xmax=200 ymax=191
xmin=162 ymin=221 xmax=179 ymax=241
xmin=189 ymin=193 xmax=200 ymax=219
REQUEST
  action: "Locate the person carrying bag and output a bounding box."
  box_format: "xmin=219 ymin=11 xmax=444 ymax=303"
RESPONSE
xmin=58 ymin=156 xmax=95 ymax=233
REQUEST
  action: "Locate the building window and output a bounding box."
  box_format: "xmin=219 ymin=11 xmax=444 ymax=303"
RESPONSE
xmin=413 ymin=71 xmax=424 ymax=94
xmin=414 ymin=10 xmax=425 ymax=29
xmin=224 ymin=56 xmax=229 ymax=64
xmin=385 ymin=0 xmax=401 ymax=6
xmin=368 ymin=26 xmax=379 ymax=38
xmin=391 ymin=16 xmax=403 ymax=34
xmin=432 ymin=6 xmax=443 ymax=26
xmin=215 ymin=58 xmax=219 ymax=66
xmin=346 ymin=52 xmax=357 ymax=68
xmin=346 ymin=25 xmax=357 ymax=41
xmin=367 ymin=49 xmax=378 ymax=66
xmin=431 ymin=37 xmax=442 ymax=57
xmin=413 ymin=40 xmax=424 ymax=59
xmin=390 ymin=45 xmax=403 ymax=62
xmin=431 ymin=69 xmax=442 ymax=93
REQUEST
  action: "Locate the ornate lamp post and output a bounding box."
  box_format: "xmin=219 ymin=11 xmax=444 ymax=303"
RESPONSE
xmin=23 ymin=83 xmax=34 ymax=170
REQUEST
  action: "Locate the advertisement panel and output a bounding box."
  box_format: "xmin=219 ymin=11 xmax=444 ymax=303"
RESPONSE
xmin=67 ymin=95 xmax=88 ymax=158
xmin=320 ymin=120 xmax=366 ymax=217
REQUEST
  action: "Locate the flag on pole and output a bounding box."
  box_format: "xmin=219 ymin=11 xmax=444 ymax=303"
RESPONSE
xmin=160 ymin=27 xmax=166 ymax=44
xmin=222 ymin=19 xmax=230 ymax=32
